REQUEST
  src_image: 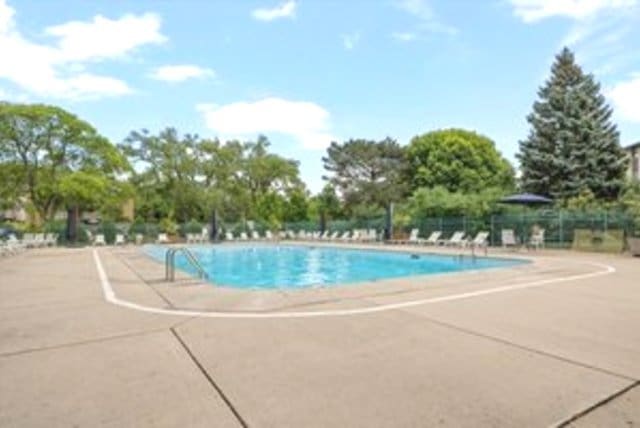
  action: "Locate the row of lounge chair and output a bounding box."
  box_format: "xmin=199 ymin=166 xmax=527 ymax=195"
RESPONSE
xmin=222 ymin=229 xmax=380 ymax=242
xmin=388 ymin=229 xmax=486 ymax=247
xmin=0 ymin=233 xmax=59 ymax=257
xmin=386 ymin=228 xmax=545 ymax=250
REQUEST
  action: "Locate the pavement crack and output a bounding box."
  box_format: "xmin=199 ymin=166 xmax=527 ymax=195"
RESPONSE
xmin=0 ymin=328 xmax=167 ymax=358
xmin=393 ymin=308 xmax=638 ymax=382
xmin=555 ymin=380 xmax=640 ymax=427
xmin=170 ymin=327 xmax=249 ymax=428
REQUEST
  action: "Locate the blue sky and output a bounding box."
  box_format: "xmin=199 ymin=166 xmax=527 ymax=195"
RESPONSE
xmin=1 ymin=0 xmax=639 ymax=192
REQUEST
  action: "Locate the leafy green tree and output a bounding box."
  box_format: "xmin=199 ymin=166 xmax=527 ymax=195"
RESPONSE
xmin=406 ymin=128 xmax=514 ymax=193
xmin=0 ymin=103 xmax=128 ymax=224
xmin=323 ymin=138 xmax=408 ymax=209
xmin=120 ymin=130 xmax=308 ymax=227
xmin=120 ymin=128 xmax=203 ymax=222
xmin=517 ymin=47 xmax=626 ymax=200
xmin=406 ymin=186 xmax=506 ymax=219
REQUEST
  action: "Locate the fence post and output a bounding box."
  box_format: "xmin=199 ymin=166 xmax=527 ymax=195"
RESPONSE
xmin=559 ymin=211 xmax=563 ymax=247
xmin=490 ymin=215 xmax=494 ymax=247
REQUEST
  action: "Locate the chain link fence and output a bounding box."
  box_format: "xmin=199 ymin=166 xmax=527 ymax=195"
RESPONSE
xmin=286 ymin=210 xmax=634 ymax=251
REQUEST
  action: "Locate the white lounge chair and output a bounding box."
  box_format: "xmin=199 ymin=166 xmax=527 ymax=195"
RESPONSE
xmin=501 ymin=229 xmax=518 ymax=249
xmin=529 ymin=228 xmax=545 ymax=250
xmin=402 ymin=229 xmax=420 ymax=245
xmin=34 ymin=233 xmax=47 ymax=247
xmin=328 ymin=231 xmax=339 ymax=240
xmin=265 ymin=230 xmax=275 ymax=240
xmin=339 ymin=231 xmax=351 ymax=241
xmin=94 ymin=234 xmax=106 ymax=246
xmin=439 ymin=231 xmax=465 ymax=246
xmin=251 ymin=230 xmax=261 ymax=240
xmin=6 ymin=234 xmax=26 ymax=253
xmin=44 ymin=233 xmax=58 ymax=246
xmin=239 ymin=232 xmax=248 ymax=240
xmin=465 ymin=231 xmax=489 ymax=253
xmin=115 ymin=234 xmax=126 ymax=245
xmin=225 ymin=232 xmax=235 ymax=241
xmin=422 ymin=231 xmax=441 ymax=245
xmin=200 ymin=227 xmax=209 ymax=243
xmin=135 ymin=233 xmax=144 ymax=245
xmin=156 ymin=233 xmax=169 ymax=244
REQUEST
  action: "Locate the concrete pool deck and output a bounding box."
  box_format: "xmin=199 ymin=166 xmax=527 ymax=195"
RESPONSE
xmin=0 ymin=243 xmax=638 ymax=427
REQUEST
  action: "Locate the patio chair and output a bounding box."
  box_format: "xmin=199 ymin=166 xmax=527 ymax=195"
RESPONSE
xmin=156 ymin=233 xmax=169 ymax=244
xmin=94 ymin=234 xmax=106 ymax=246
xmin=6 ymin=234 xmax=26 ymax=253
xmin=328 ymin=231 xmax=339 ymax=240
xmin=348 ymin=230 xmax=360 ymax=242
xmin=115 ymin=234 xmax=126 ymax=245
xmin=501 ymin=229 xmax=518 ymax=249
xmin=401 ymin=228 xmax=420 ymax=245
xmin=422 ymin=231 xmax=442 ymax=246
xmin=265 ymin=230 xmax=275 ymax=240
xmin=34 ymin=233 xmax=47 ymax=247
xmin=240 ymin=232 xmax=248 ymax=240
xmin=339 ymin=231 xmax=351 ymax=241
xmin=318 ymin=230 xmax=330 ymax=240
xmin=529 ymin=228 xmax=545 ymax=250
xmin=251 ymin=230 xmax=261 ymax=240
xmin=135 ymin=234 xmax=144 ymax=245
xmin=439 ymin=231 xmax=465 ymax=246
xmin=225 ymin=232 xmax=235 ymax=241
xmin=465 ymin=231 xmax=490 ymax=253
xmin=200 ymin=227 xmax=209 ymax=243
xmin=44 ymin=233 xmax=58 ymax=246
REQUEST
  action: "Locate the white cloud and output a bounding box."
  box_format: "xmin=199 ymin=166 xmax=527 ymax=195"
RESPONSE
xmin=252 ymin=1 xmax=296 ymax=22
xmin=44 ymin=13 xmax=166 ymax=62
xmin=608 ymin=74 xmax=640 ymax=122
xmin=391 ymin=32 xmax=418 ymax=42
xmin=341 ymin=32 xmax=360 ymax=50
xmin=394 ymin=0 xmax=457 ymax=35
xmin=0 ymin=0 xmax=165 ymax=100
xmin=508 ymin=0 xmax=639 ymax=77
xmin=509 ymin=0 xmax=636 ymax=23
xmin=150 ymin=65 xmax=216 ymax=82
xmin=197 ymin=97 xmax=336 ymax=150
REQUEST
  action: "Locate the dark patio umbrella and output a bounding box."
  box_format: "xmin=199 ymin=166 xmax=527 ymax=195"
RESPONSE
xmin=498 ymin=193 xmax=553 ymax=205
xmin=498 ymin=193 xmax=553 ymax=244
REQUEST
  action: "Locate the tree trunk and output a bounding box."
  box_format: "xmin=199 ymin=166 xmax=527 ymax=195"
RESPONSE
xmin=66 ymin=206 xmax=79 ymax=243
xmin=210 ymin=209 xmax=218 ymax=241
xmin=385 ymin=202 xmax=394 ymax=241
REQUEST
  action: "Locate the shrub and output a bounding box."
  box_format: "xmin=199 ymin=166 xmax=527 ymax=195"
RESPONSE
xmin=97 ymin=221 xmax=118 ymax=244
xmin=179 ymin=219 xmax=203 ymax=237
xmin=159 ymin=217 xmax=178 ymax=234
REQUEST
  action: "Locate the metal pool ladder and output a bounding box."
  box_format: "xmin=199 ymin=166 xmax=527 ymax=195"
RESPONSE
xmin=165 ymin=247 xmax=208 ymax=282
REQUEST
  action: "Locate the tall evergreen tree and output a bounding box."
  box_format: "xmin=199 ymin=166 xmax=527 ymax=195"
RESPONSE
xmin=517 ymin=47 xmax=626 ymax=201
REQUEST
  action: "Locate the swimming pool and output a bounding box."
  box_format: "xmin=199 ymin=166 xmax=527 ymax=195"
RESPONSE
xmin=146 ymin=244 xmax=526 ymax=289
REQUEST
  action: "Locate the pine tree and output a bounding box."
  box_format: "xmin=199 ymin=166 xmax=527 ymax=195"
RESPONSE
xmin=517 ymin=47 xmax=627 ymax=201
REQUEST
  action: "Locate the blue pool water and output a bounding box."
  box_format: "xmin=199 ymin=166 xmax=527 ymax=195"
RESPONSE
xmin=145 ymin=245 xmax=526 ymax=289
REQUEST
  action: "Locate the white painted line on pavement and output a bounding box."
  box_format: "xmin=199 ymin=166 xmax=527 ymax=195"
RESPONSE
xmin=93 ymin=249 xmax=616 ymax=319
